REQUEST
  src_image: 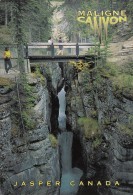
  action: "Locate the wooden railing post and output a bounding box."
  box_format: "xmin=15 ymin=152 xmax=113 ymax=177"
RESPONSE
xmin=51 ymin=43 xmax=54 ymax=57
xmin=76 ymin=43 xmax=79 ymax=56
xmin=25 ymin=44 xmax=28 ymax=58
xmin=24 ymin=44 xmax=30 ymax=73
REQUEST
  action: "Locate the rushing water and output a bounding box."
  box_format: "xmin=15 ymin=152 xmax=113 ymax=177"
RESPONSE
xmin=58 ymin=87 xmax=83 ymax=195
xmin=58 ymin=87 xmax=66 ymax=130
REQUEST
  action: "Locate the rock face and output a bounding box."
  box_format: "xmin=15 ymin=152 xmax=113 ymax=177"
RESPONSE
xmin=1 ymin=58 xmax=133 ymax=195
xmin=64 ymin=63 xmax=133 ymax=195
xmin=0 ymin=63 xmax=62 ymax=195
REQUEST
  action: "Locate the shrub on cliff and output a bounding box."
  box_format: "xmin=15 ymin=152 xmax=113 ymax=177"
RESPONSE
xmin=49 ymin=134 xmax=58 ymax=148
xmin=78 ymin=117 xmax=100 ymax=139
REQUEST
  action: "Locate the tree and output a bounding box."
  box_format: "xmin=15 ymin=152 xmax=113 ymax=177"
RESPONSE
xmin=60 ymin=0 xmax=90 ymax=42
xmin=11 ymin=0 xmax=27 ymax=72
xmin=0 ymin=0 xmax=53 ymax=72
xmin=61 ymin=0 xmax=131 ymax=43
xmin=23 ymin=0 xmax=53 ymax=42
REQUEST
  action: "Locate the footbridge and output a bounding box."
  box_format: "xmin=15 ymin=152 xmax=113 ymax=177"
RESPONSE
xmin=26 ymin=42 xmax=99 ymax=63
xmin=0 ymin=43 xmax=99 ymax=73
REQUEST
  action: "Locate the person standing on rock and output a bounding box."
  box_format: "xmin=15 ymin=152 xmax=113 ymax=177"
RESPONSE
xmin=57 ymin=37 xmax=63 ymax=55
xmin=3 ymin=47 xmax=12 ymax=74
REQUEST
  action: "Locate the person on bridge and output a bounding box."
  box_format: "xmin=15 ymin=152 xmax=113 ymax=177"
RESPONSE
xmin=3 ymin=47 xmax=12 ymax=73
xmin=57 ymin=37 xmax=63 ymax=55
xmin=47 ymin=37 xmax=53 ymax=55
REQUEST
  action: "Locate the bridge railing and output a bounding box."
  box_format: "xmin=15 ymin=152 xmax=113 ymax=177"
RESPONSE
xmin=0 ymin=42 xmax=99 ymax=71
xmin=0 ymin=42 xmax=99 ymax=59
xmin=27 ymin=42 xmax=98 ymax=57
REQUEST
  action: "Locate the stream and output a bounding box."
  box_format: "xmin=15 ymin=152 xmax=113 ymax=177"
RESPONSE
xmin=58 ymin=86 xmax=83 ymax=195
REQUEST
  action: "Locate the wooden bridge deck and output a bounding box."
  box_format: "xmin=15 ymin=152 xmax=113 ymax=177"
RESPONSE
xmin=29 ymin=54 xmax=97 ymax=63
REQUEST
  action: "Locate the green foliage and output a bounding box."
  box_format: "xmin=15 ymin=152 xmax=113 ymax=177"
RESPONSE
xmin=0 ymin=26 xmax=12 ymax=44
xmin=92 ymin=136 xmax=102 ymax=149
xmin=62 ymin=0 xmax=117 ymax=42
xmin=11 ymin=72 xmax=46 ymax=136
xmin=0 ymin=0 xmax=53 ymax=43
xmin=17 ymin=75 xmax=37 ymax=131
xmin=105 ymin=63 xmax=120 ymax=76
xmin=96 ymin=62 xmax=120 ymax=79
xmin=118 ymin=124 xmax=133 ymax=137
xmin=49 ymin=134 xmax=58 ymax=148
xmin=88 ymin=41 xmax=111 ymax=58
xmin=34 ymin=66 xmax=45 ymax=84
xmin=127 ymin=0 xmax=133 ymax=19
xmin=22 ymin=110 xmax=36 ymax=130
xmin=105 ymin=61 xmax=133 ymax=94
xmin=94 ymin=61 xmax=133 ymax=94
xmin=62 ymin=0 xmax=133 ymax=42
xmin=69 ymin=49 xmax=133 ymax=96
xmin=121 ymin=62 xmax=133 ymax=76
xmin=113 ymin=74 xmax=133 ymax=93
xmin=78 ymin=117 xmax=100 ymax=139
xmin=61 ymin=0 xmax=90 ymax=41
xmin=23 ymin=0 xmax=53 ymax=42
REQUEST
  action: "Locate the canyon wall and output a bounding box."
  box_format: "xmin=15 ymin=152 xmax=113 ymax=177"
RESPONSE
xmin=64 ymin=61 xmax=133 ymax=195
xmin=0 ymin=63 xmax=62 ymax=195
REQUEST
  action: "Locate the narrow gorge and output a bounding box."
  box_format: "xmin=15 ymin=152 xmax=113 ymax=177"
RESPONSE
xmin=1 ymin=57 xmax=133 ymax=195
xmin=0 ymin=0 xmax=133 ymax=195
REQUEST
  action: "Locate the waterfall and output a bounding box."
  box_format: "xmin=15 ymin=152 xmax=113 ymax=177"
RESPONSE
xmin=58 ymin=87 xmax=66 ymax=130
xmin=59 ymin=132 xmax=83 ymax=195
xmin=58 ymin=87 xmax=83 ymax=195
xmin=59 ymin=132 xmax=73 ymax=173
